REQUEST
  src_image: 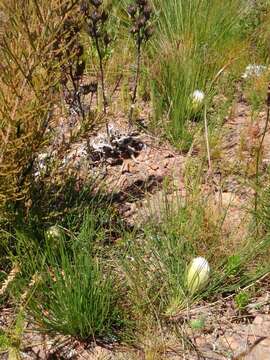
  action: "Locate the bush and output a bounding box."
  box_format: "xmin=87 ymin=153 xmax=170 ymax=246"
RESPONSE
xmin=0 ymin=0 xmax=80 ymax=220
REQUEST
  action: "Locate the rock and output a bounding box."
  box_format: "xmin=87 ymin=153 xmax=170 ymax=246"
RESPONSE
xmin=253 ymin=315 xmax=264 ymax=325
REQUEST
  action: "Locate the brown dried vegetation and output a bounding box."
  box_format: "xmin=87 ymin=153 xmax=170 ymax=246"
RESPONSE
xmin=0 ymin=0 xmax=80 ymax=219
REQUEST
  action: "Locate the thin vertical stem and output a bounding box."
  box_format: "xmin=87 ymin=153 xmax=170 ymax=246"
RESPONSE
xmin=204 ymin=104 xmax=212 ymax=174
xmin=94 ymin=35 xmax=109 ymax=137
xmin=33 ymin=0 xmax=44 ymax=24
xmin=69 ymin=65 xmax=85 ymax=121
xmin=129 ymin=34 xmax=142 ymax=128
xmin=254 ymin=84 xmax=270 ymax=220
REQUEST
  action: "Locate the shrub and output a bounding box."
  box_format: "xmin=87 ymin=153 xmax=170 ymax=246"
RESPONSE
xmin=0 ymin=0 xmax=80 ymax=220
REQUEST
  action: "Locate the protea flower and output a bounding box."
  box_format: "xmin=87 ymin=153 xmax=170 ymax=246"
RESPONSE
xmin=192 ymin=89 xmax=205 ymax=105
xmin=46 ymin=225 xmax=63 ymax=244
xmin=242 ymin=64 xmax=267 ymax=79
xmin=186 ymin=257 xmax=210 ymax=295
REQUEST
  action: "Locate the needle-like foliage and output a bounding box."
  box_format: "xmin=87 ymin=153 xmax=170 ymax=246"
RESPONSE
xmin=0 ymin=0 xmax=80 ymax=220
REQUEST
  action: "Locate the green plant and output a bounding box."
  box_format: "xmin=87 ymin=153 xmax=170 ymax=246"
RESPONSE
xmin=225 ymin=255 xmax=242 ymax=276
xmin=30 ymin=242 xmax=120 ymax=340
xmin=246 ymin=0 xmax=270 ymax=62
xmin=119 ymin=177 xmax=270 ymax=322
xmin=189 ymin=317 xmax=205 ymax=330
xmin=9 ymin=215 xmax=124 ymax=341
xmin=254 ymin=83 xmax=270 ymax=225
xmin=120 ymin=191 xmax=216 ymax=318
xmin=0 ymin=310 xmax=25 ymax=360
xmin=149 ymin=0 xmax=250 ymax=147
xmin=235 ymin=291 xmax=250 ymax=310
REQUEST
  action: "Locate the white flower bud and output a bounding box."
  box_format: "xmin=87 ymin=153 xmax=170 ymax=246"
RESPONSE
xmin=46 ymin=225 xmax=63 ymax=244
xmin=187 ymin=257 xmax=210 ymax=295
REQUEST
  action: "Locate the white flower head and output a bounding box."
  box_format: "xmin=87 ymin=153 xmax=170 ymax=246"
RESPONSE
xmin=242 ymin=64 xmax=267 ymax=79
xmin=187 ymin=257 xmax=210 ymax=295
xmin=46 ymin=225 xmax=63 ymax=244
xmin=192 ymin=90 xmax=205 ymax=104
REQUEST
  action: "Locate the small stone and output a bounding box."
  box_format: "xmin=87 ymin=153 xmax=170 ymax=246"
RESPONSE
xmin=121 ymin=161 xmax=131 ymax=174
xmin=150 ymin=164 xmax=159 ymax=171
xmin=107 ymin=158 xmax=123 ymax=166
xmin=164 ymin=152 xmax=174 ymax=158
xmin=253 ymin=315 xmax=264 ymax=325
xmin=163 ymin=160 xmax=169 ymax=168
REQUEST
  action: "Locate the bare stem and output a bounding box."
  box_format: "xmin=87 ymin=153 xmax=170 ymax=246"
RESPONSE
xmin=129 ymin=34 xmax=142 ymax=128
xmin=94 ymin=35 xmax=109 ymax=136
xmin=254 ymin=83 xmax=270 ymax=220
xmin=69 ymin=64 xmax=85 ymax=121
xmin=204 ymin=105 xmax=212 ymax=174
xmin=109 ymin=73 xmax=123 ymax=99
